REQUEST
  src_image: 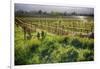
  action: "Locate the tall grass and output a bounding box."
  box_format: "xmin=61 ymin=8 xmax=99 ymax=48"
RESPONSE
xmin=15 ymin=26 xmax=94 ymax=65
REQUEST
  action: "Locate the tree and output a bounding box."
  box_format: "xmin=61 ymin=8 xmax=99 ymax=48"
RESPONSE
xmin=71 ymin=12 xmax=76 ymax=15
xmin=63 ymin=12 xmax=67 ymax=16
xmin=38 ymin=10 xmax=42 ymax=15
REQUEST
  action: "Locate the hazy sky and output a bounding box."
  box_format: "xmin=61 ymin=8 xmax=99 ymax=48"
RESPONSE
xmin=15 ymin=3 xmax=94 ymax=15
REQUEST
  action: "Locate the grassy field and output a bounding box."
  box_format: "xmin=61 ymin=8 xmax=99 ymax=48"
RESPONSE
xmin=15 ymin=16 xmax=94 ymax=65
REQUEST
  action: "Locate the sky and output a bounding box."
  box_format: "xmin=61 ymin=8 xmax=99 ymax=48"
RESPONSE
xmin=15 ymin=3 xmax=94 ymax=15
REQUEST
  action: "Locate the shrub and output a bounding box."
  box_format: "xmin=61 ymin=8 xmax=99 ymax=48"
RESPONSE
xmin=83 ymin=50 xmax=94 ymax=61
xmin=71 ymin=38 xmax=82 ymax=49
xmin=49 ymin=44 xmax=65 ymax=63
xmin=15 ymin=45 xmax=29 ymax=65
xmin=28 ymin=39 xmax=41 ymax=53
xmin=41 ymin=31 xmax=46 ymax=39
xmin=87 ymin=40 xmax=94 ymax=50
xmin=28 ymin=54 xmax=41 ymax=64
xmin=37 ymin=32 xmax=40 ymax=39
xmin=80 ymin=38 xmax=94 ymax=49
xmin=60 ymin=46 xmax=79 ymax=62
xmin=60 ymin=37 xmax=69 ymax=46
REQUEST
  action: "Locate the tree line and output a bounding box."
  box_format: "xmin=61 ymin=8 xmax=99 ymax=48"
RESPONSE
xmin=15 ymin=10 xmax=94 ymax=17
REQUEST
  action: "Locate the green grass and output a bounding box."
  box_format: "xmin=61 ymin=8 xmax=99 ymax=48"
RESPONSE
xmin=15 ymin=25 xmax=94 ymax=65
